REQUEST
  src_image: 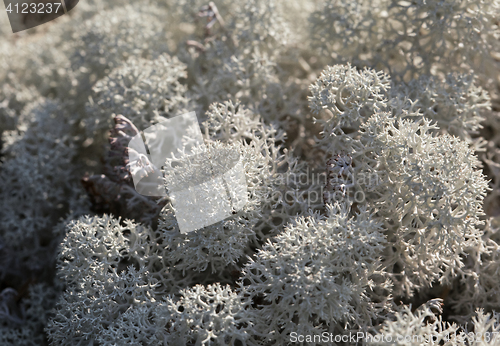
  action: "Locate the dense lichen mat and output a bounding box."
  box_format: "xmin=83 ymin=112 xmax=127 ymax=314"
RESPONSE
xmin=0 ymin=0 xmax=499 ymax=345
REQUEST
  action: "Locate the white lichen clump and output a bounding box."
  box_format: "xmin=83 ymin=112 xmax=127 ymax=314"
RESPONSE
xmin=242 ymin=203 xmax=391 ymax=343
xmin=86 ymin=53 xmax=193 ymax=138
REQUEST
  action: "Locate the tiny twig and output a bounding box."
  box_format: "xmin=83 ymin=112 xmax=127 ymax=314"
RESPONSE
xmin=197 ymin=2 xmax=225 ymax=38
xmin=186 ymin=40 xmax=206 ymax=52
xmin=208 ymin=2 xmax=224 ymax=27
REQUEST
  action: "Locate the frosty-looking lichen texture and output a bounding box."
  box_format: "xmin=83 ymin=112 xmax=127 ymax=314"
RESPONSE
xmin=242 ymin=203 xmax=391 ymax=343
